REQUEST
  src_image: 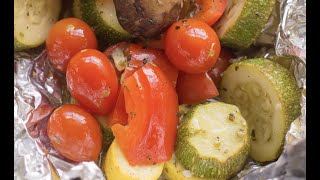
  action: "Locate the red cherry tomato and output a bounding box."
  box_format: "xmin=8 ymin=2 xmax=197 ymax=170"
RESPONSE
xmin=194 ymin=0 xmax=227 ymax=26
xmin=176 ymin=72 xmax=219 ymax=104
xmin=46 ymin=18 xmax=98 ymax=73
xmin=112 ymin=63 xmax=179 ymax=165
xmin=165 ymin=19 xmax=221 ymax=74
xmin=104 ymin=43 xmax=178 ymax=87
xmin=122 ymin=44 xmax=178 ymax=87
xmin=66 ymin=49 xmax=119 ymax=115
xmin=103 ymin=42 xmax=130 ymax=78
xmin=207 ymin=47 xmax=233 ymax=88
xmin=47 ymin=104 xmax=102 ymax=162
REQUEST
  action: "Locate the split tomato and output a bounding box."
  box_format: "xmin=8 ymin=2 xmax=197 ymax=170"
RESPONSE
xmin=112 ymin=63 xmax=179 ymax=165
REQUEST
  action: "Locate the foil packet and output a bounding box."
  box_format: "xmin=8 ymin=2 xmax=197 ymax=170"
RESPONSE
xmin=14 ymin=0 xmax=306 ymax=179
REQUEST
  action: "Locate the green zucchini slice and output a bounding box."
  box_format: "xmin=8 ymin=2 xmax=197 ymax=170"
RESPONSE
xmin=220 ymin=58 xmax=301 ymax=162
xmin=175 ymin=102 xmax=250 ymax=179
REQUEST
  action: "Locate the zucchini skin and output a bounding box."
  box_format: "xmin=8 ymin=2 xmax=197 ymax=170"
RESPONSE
xmin=216 ymin=0 xmax=276 ymax=49
xmin=175 ymin=139 xmax=249 ymax=179
xmin=221 ymin=59 xmax=301 ymax=124
xmin=77 ymin=0 xmax=131 ymax=49
xmin=14 ymin=0 xmax=61 ymax=51
xmin=175 ymin=102 xmax=250 ymax=179
xmin=14 ymin=38 xmax=35 ymax=51
xmin=163 ymin=154 xmax=212 ymax=180
xmin=220 ymin=58 xmax=301 ymax=162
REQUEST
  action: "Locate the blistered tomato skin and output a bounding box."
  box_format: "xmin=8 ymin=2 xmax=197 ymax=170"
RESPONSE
xmin=47 ymin=104 xmax=102 ymax=162
xmin=165 ymin=19 xmax=221 ymax=74
xmin=46 ymin=18 xmax=98 ymax=73
xmin=66 ymin=49 xmax=119 ymax=115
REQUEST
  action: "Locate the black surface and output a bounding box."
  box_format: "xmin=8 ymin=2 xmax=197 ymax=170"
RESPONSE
xmin=306 ymin=0 xmax=319 ymax=179
xmin=2 ymin=0 xmax=14 ymax=179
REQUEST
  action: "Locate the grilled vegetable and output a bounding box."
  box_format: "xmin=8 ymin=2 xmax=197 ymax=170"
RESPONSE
xmin=193 ymin=0 xmax=227 ymax=26
xmin=113 ymin=0 xmax=183 ymax=37
xmin=176 ymin=72 xmax=219 ymax=105
xmin=46 ymin=18 xmax=98 ymax=73
xmin=165 ymin=19 xmax=221 ymax=74
xmin=112 ymin=63 xmax=179 ymax=165
xmin=14 ymin=0 xmax=61 ymax=51
xmin=47 ymin=104 xmax=102 ymax=162
xmin=175 ymin=102 xmax=250 ymax=179
xmin=163 ymin=154 xmax=210 ymax=180
xmin=214 ymin=0 xmax=276 ymax=49
xmin=220 ymin=58 xmax=301 ymax=162
xmin=66 ymin=49 xmax=119 ymax=115
xmin=103 ymin=140 xmax=164 ymax=180
xmin=73 ymin=0 xmax=131 ymax=48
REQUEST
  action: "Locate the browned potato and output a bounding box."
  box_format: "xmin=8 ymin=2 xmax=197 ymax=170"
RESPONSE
xmin=113 ymin=0 xmax=183 ymax=38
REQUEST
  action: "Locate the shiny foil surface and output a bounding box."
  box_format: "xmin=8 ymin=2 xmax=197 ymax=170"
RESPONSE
xmin=14 ymin=0 xmax=306 ymax=179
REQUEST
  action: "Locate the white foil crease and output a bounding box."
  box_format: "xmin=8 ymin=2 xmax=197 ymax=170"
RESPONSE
xmin=14 ymin=0 xmax=306 ymax=179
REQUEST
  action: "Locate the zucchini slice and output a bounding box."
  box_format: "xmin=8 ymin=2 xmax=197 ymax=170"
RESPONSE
xmin=175 ymin=102 xmax=250 ymax=179
xmin=163 ymin=154 xmax=210 ymax=180
xmin=220 ymin=58 xmax=301 ymax=162
xmin=73 ymin=0 xmax=131 ymax=48
xmin=14 ymin=0 xmax=61 ymax=51
xmin=103 ymin=140 xmax=164 ymax=180
xmin=213 ymin=0 xmax=275 ymax=49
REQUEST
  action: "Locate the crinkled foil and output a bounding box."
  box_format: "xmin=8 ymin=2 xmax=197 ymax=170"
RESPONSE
xmin=14 ymin=0 xmax=306 ymax=179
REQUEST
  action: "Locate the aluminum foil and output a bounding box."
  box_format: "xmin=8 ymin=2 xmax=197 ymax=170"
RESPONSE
xmin=14 ymin=0 xmax=306 ymax=179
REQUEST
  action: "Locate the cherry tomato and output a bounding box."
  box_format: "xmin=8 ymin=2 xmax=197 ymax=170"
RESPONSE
xmin=122 ymin=43 xmax=178 ymax=87
xmin=104 ymin=43 xmax=178 ymax=87
xmin=66 ymin=49 xmax=119 ymax=115
xmin=165 ymin=19 xmax=221 ymax=74
xmin=103 ymin=42 xmax=130 ymax=78
xmin=47 ymin=104 xmax=102 ymax=162
xmin=46 ymin=18 xmax=97 ymax=73
xmin=194 ymin=0 xmax=227 ymax=26
xmin=207 ymin=47 xmax=233 ymax=88
xmin=176 ymin=72 xmax=219 ymax=104
xmin=112 ymin=63 xmax=179 ymax=165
